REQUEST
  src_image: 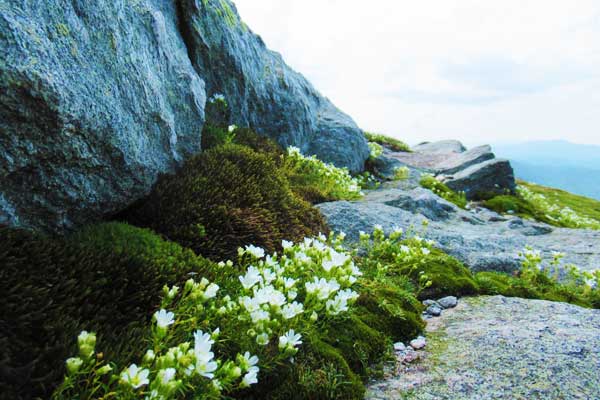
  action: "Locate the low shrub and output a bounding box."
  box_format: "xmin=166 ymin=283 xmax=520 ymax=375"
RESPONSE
xmin=0 ymin=225 xmax=203 ymax=399
xmin=125 ymin=144 xmax=329 ymax=261
xmin=420 ymin=174 xmax=467 ymax=209
xmin=364 ymin=132 xmax=411 ymax=152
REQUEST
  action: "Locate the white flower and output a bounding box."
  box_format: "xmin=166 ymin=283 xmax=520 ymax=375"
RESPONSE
xmin=374 ymin=224 xmax=383 ymax=231
xmin=203 ymin=283 xmax=219 ymax=299
xmin=240 ymin=296 xmax=261 ymax=312
xmin=121 ymin=364 xmax=150 ymax=389
xmin=305 ymin=277 xmax=340 ymax=300
xmin=241 ymin=366 xmax=259 ymax=387
xmin=253 ymin=285 xmax=286 ymax=307
xmin=392 ymin=226 xmax=404 ymax=234
xmin=228 ymin=124 xmax=237 ymax=133
xmin=282 ymin=240 xmax=294 ymax=249
xmin=262 ymin=268 xmax=277 ymax=284
xmin=256 ymin=333 xmax=269 ymax=346
xmin=194 ymin=330 xmax=214 ymax=358
xmin=159 ymin=368 xmax=176 ymax=384
xmin=250 ymin=309 xmax=270 ymax=324
xmin=240 ymin=351 xmax=259 ymax=371
xmin=281 ymin=301 xmax=304 ymax=319
xmin=322 ymin=250 xmax=350 ymax=272
xmin=295 ymin=251 xmax=311 ymax=264
xmin=193 ymin=331 xmax=218 ymax=378
xmin=154 ymin=309 xmax=175 ymax=329
xmin=400 ymin=245 xmax=411 ymax=254
xmin=239 ymin=266 xmax=262 ymax=290
xmin=338 ymin=231 xmax=347 ymax=240
xmin=278 ymin=329 xmax=302 ymax=350
xmin=245 ymin=245 xmax=265 ymax=259
xmin=282 ymin=277 xmax=297 ymax=289
xmin=422 ymin=248 xmax=431 ymax=255
xmin=287 ymin=290 xmax=298 ymax=301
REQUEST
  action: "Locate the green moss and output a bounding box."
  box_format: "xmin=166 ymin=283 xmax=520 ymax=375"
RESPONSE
xmin=124 ymin=144 xmax=329 ymax=260
xmin=393 ymin=249 xmax=479 ymax=300
xmin=419 ymin=174 xmax=467 ymax=209
xmin=0 ymin=226 xmax=203 ymax=399
xmin=475 ymin=271 xmax=595 ymax=308
xmin=364 ymin=131 xmax=411 ymax=152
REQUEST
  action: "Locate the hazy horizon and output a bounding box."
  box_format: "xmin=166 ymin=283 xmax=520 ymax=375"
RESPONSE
xmin=234 ymin=0 xmax=600 ymax=147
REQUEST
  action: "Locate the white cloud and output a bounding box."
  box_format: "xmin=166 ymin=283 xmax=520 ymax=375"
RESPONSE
xmin=233 ymin=0 xmax=600 ymax=146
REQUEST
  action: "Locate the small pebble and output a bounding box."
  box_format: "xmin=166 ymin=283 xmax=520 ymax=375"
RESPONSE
xmin=402 ymin=349 xmax=419 ymax=363
xmin=393 ymin=342 xmax=406 ymax=352
xmin=422 ymin=299 xmax=440 ymax=307
xmin=410 ymin=336 xmax=427 ymax=350
xmin=438 ymin=296 xmax=458 ymax=309
xmin=426 ymin=305 xmax=442 ymax=316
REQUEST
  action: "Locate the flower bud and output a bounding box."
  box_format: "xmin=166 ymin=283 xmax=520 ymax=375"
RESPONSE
xmin=66 ymin=357 xmax=83 ymax=375
xmin=97 ymin=364 xmax=113 ymax=375
xmin=143 ymin=349 xmax=155 ymax=364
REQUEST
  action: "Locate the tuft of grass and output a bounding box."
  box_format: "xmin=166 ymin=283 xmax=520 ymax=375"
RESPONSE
xmin=420 ymin=174 xmax=467 ymax=209
xmin=364 ymin=131 xmax=411 ymax=152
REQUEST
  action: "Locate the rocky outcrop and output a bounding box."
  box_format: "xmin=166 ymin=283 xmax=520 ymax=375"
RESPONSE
xmin=367 ymin=296 xmax=600 ymax=399
xmin=177 ymin=0 xmax=369 ymax=172
xmin=0 ymin=0 xmax=369 ymax=232
xmin=0 ymin=0 xmax=205 ymax=232
xmin=389 ymin=140 xmax=516 ymax=199
xmin=318 ymin=178 xmax=600 ymax=273
xmin=435 ymin=144 xmax=495 ymax=175
xmin=440 ymin=158 xmax=516 ymax=199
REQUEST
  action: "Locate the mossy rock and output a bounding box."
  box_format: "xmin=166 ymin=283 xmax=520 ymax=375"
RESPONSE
xmin=0 ymin=226 xmax=203 ymax=399
xmin=124 ymin=144 xmax=329 ymax=261
xmin=395 ymin=249 xmax=479 ymax=299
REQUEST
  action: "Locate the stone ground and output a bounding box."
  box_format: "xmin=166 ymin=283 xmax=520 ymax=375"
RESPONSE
xmin=366 ymin=296 xmax=600 ymax=400
xmin=318 ymin=178 xmax=600 ymax=273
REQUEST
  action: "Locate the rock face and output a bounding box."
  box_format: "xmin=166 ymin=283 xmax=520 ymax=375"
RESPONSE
xmin=177 ymin=0 xmax=369 ymax=172
xmin=389 ymin=140 xmax=516 ymax=199
xmin=367 ymin=296 xmax=600 ymax=399
xmin=318 ymin=178 xmax=600 ymax=272
xmin=0 ymin=0 xmax=206 ymax=232
xmin=440 ymin=158 xmax=516 ymax=199
xmin=0 ymin=0 xmax=369 ymax=232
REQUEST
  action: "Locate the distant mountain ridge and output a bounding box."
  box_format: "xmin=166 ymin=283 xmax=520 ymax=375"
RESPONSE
xmin=492 ymin=140 xmax=600 ymax=200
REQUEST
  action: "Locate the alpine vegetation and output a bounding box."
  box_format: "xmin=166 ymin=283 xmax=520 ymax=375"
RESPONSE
xmin=53 ymin=233 xmax=362 ymax=399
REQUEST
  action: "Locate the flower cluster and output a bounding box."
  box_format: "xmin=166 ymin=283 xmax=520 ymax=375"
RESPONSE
xmin=519 ymin=246 xmax=600 ymax=289
xmin=368 ymin=142 xmax=384 ymax=159
xmin=208 ymin=93 xmax=226 ymax=104
xmin=518 ymin=186 xmax=600 ymax=230
xmin=285 ymin=146 xmax=364 ymax=199
xmin=56 ymin=234 xmax=360 ymax=399
xmin=359 ymin=225 xmax=434 ymax=293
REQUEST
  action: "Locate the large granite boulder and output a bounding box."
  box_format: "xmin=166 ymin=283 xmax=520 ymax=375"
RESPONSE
xmin=440 ymin=159 xmax=516 ymax=199
xmin=0 ymin=0 xmax=206 ymax=232
xmin=178 ymin=0 xmax=369 ymax=172
xmin=0 ymin=0 xmax=369 ymax=232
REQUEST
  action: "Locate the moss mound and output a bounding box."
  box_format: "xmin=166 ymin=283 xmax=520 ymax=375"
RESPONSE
xmin=125 ymin=144 xmax=329 ymax=261
xmin=364 ymin=131 xmax=411 ymax=152
xmin=0 ymin=225 xmax=206 ymax=399
xmin=475 ymin=271 xmax=595 ymax=308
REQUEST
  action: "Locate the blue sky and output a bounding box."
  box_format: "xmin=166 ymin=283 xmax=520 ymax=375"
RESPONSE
xmin=234 ymin=0 xmax=600 ymax=147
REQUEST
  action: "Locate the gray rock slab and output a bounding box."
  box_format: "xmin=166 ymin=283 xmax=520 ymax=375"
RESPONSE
xmin=317 ymin=187 xmax=600 ymax=272
xmin=366 ymin=296 xmax=600 ymax=400
xmin=441 ymin=158 xmax=517 ymax=199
